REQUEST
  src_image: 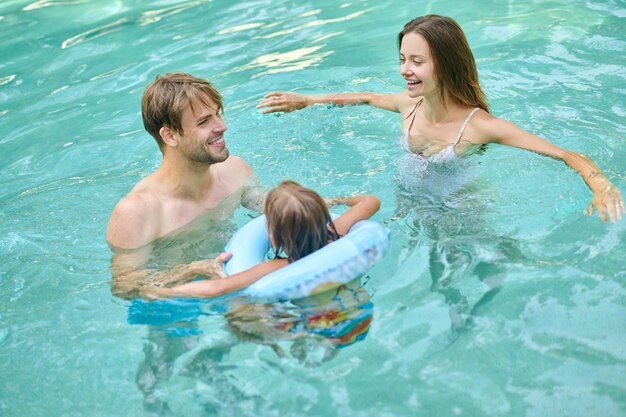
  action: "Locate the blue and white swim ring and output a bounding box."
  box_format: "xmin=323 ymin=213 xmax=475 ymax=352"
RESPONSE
xmin=223 ymin=215 xmax=390 ymax=301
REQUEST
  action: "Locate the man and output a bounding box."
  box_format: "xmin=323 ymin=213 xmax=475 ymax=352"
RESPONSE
xmin=107 ymin=72 xmax=264 ymax=298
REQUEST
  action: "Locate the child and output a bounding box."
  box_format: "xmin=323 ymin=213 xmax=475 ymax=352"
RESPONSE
xmin=141 ymin=180 xmax=380 ymax=299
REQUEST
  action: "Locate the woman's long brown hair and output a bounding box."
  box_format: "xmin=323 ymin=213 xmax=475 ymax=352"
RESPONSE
xmin=398 ymin=15 xmax=490 ymax=113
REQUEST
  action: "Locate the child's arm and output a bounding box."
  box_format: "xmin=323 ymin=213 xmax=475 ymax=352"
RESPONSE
xmin=141 ymin=256 xmax=288 ymax=299
xmin=328 ymin=195 xmax=381 ymax=236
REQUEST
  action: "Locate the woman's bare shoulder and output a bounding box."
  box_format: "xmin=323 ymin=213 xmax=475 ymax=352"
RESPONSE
xmin=394 ymin=93 xmax=423 ymax=117
xmin=467 ymin=110 xmax=509 ymax=144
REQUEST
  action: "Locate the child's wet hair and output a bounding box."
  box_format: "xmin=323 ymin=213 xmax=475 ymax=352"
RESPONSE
xmin=265 ymin=180 xmax=340 ymax=262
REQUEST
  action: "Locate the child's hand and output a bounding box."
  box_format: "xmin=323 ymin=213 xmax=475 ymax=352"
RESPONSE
xmin=140 ymin=285 xmax=172 ymax=301
xmin=324 ymin=197 xmax=346 ymax=207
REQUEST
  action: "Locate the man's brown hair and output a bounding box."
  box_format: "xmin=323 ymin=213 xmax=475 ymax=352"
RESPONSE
xmin=141 ymin=72 xmax=223 ymax=150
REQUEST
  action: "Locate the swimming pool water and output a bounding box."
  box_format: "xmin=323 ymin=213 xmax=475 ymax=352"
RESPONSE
xmin=1 ymin=1 xmax=625 ymax=416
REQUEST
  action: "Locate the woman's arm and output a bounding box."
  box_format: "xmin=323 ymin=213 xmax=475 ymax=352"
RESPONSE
xmin=327 ymin=195 xmax=381 ymax=236
xmin=257 ymin=91 xmax=405 ymax=114
xmin=141 ymin=255 xmax=288 ymax=299
xmin=478 ymin=114 xmax=624 ymax=223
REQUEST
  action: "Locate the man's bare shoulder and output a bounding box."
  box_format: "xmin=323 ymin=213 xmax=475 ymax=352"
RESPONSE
xmin=219 ymin=156 xmax=253 ymax=175
xmin=214 ymin=156 xmax=254 ymax=185
xmin=107 ymin=190 xmax=162 ymax=249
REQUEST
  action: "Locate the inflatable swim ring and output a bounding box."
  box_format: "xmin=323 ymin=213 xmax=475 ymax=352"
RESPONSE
xmin=223 ymin=215 xmax=389 ymax=301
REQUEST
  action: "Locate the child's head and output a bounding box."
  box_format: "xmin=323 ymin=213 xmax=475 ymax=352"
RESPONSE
xmin=265 ymin=180 xmax=339 ymax=262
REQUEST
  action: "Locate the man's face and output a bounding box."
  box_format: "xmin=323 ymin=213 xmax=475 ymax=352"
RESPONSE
xmin=176 ymin=97 xmax=229 ymax=164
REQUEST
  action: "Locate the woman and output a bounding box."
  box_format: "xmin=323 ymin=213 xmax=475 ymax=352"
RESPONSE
xmin=258 ymin=15 xmax=624 ymax=223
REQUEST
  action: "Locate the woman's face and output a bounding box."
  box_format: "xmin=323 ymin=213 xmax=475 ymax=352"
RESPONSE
xmin=399 ymin=32 xmax=437 ymax=98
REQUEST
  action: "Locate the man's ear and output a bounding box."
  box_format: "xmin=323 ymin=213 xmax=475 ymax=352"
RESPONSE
xmin=159 ymin=125 xmax=178 ymax=147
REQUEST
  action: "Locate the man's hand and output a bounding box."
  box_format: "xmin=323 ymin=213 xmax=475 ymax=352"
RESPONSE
xmin=187 ymin=252 xmax=232 ymax=278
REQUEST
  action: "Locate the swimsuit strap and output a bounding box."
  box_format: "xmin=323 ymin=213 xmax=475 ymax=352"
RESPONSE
xmin=454 ymin=107 xmax=480 ymax=145
xmin=405 ymin=99 xmax=424 ymax=134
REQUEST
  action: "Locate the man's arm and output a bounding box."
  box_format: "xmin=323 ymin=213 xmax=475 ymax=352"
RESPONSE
xmin=219 ymin=156 xmax=266 ymax=213
xmin=241 ymin=175 xmax=266 ymax=213
xmin=106 ymin=194 xmax=224 ymax=299
xmin=109 ymin=246 xmax=227 ymax=299
xmin=106 ymin=194 xmax=161 ymax=250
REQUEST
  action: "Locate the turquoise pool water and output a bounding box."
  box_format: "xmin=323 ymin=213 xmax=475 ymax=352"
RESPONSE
xmin=1 ymin=1 xmax=625 ymax=416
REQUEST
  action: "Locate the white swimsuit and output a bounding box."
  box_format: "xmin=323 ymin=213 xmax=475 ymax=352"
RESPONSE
xmin=397 ymin=100 xmax=481 ymax=195
xmin=400 ymin=99 xmax=480 ymax=163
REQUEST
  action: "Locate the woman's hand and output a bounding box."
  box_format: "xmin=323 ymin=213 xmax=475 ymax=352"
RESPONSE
xmin=587 ymin=184 xmax=625 ymax=223
xmin=257 ymin=92 xmax=311 ymax=114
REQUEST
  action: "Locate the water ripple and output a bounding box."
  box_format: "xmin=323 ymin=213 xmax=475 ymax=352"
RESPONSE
xmin=0 ymin=74 xmax=16 ymax=85
xmin=22 ymin=0 xmax=88 ymax=11
xmin=61 ymin=17 xmax=130 ymax=49
xmin=137 ymin=1 xmax=202 ymax=26
xmin=256 ymin=8 xmax=374 ymax=39
xmin=231 ymin=45 xmax=333 ymax=79
xmin=217 ymin=22 xmax=265 ymax=35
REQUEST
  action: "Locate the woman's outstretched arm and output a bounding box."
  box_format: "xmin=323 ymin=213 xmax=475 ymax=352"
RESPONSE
xmin=476 ymin=113 xmax=624 ymax=223
xmin=257 ymin=91 xmax=405 ymax=114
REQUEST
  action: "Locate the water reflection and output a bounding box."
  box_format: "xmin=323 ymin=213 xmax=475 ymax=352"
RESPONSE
xmin=230 ymin=46 xmax=333 ymax=79
xmin=394 ymin=152 xmax=525 ymax=339
xmin=216 ymin=22 xmax=265 ymax=35
xmin=0 ymin=75 xmax=16 ymax=85
xmin=137 ymin=1 xmax=203 ymax=26
xmin=226 ymin=279 xmax=373 ymax=366
xmin=130 ymin=279 xmax=373 ymax=413
xmin=23 ymin=0 xmax=88 ymax=12
xmin=61 ymin=18 xmax=130 ymax=49
xmin=58 ymin=1 xmax=202 ymax=49
xmin=255 ymin=9 xmax=373 ymax=39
